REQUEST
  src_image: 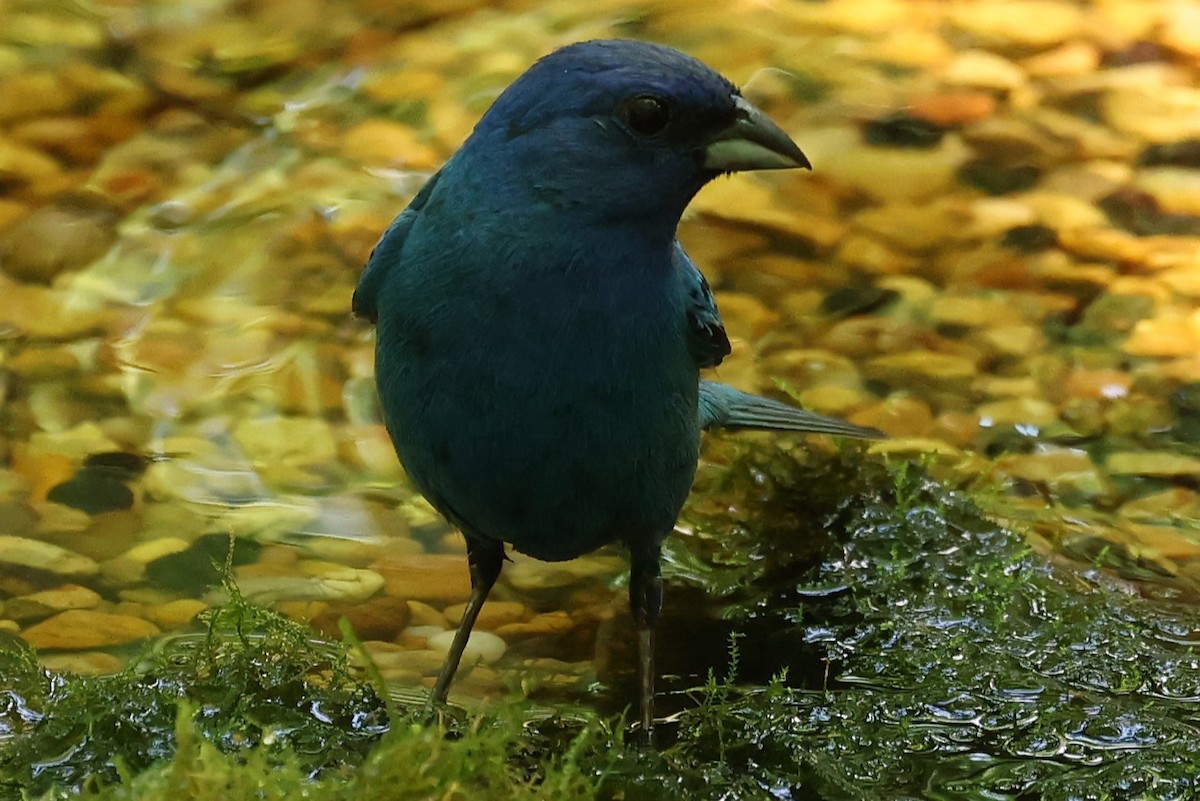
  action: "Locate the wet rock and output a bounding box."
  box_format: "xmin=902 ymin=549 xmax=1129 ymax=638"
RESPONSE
xmin=21 ymin=609 xmax=160 ymax=650
xmin=0 ymin=536 xmax=98 ymax=577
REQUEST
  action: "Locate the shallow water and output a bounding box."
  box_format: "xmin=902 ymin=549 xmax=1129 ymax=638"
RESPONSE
xmin=1 ymin=0 xmax=1199 ymax=785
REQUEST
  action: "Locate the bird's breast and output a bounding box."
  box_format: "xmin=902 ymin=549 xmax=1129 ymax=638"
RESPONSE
xmin=374 ymin=251 xmax=700 ymax=561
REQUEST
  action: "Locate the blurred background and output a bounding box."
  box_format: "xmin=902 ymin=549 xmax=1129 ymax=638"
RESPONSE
xmin=1 ymin=0 xmax=1198 ymax=723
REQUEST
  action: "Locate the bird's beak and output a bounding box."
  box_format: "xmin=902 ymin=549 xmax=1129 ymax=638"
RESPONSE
xmin=702 ymin=95 xmax=811 ymax=172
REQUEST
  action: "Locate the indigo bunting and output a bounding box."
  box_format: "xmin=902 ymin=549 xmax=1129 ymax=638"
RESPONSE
xmin=354 ymin=39 xmax=881 ymax=736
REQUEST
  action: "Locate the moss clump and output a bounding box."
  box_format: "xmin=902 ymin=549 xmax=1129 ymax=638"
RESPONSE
xmin=0 ymin=582 xmax=388 ymax=799
xmin=4 ymin=448 xmax=1200 ymax=800
xmin=650 ymin=446 xmax=1200 ymax=799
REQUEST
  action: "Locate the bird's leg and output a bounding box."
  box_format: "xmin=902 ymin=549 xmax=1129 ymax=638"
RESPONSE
xmin=429 ymin=537 xmax=505 ymax=709
xmin=629 ymin=545 xmax=663 ymax=743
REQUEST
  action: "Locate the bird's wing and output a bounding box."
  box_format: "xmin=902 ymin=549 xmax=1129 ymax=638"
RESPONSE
xmin=699 ymin=380 xmax=884 ymax=439
xmin=676 ymin=243 xmax=731 ymax=369
xmin=352 ymin=168 xmax=444 ymax=324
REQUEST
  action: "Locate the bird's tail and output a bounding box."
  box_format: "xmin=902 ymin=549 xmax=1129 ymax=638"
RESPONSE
xmin=699 ymin=380 xmax=884 ymax=439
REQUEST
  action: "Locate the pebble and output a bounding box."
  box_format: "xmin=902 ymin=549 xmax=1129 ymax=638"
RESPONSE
xmin=0 ymin=201 xmax=117 ymax=283
xmin=494 ymin=611 xmax=575 ymax=639
xmin=1134 ymin=168 xmax=1200 ymax=216
xmin=311 ymin=594 xmax=411 ymax=640
xmin=0 ymin=535 xmax=98 ymax=577
xmin=906 ymin=91 xmax=997 ymax=128
xmin=427 ymin=628 xmax=507 ymax=666
xmin=1120 ymin=489 xmax=1200 ymax=522
xmin=143 ymin=599 xmax=208 ymax=628
xmin=866 ymin=351 xmax=979 ymax=385
xmin=230 ymin=416 xmax=339 ymax=470
xmin=39 ymin=651 xmax=124 ymax=676
xmin=1123 ymin=312 xmax=1200 ymax=357
xmin=342 ymin=119 xmax=438 ymax=170
xmin=21 ymin=609 xmax=160 ymax=650
xmin=811 ymin=128 xmax=972 ymax=202
xmin=996 ymin=450 xmax=1109 ymax=497
xmin=1103 ymin=86 xmax=1200 ymax=144
xmin=0 ymin=0 xmax=1195 ymax=679
xmin=358 ymin=642 xmax=446 ymax=677
xmin=5 ymin=584 xmax=101 ymax=621
xmin=948 ymin=1 xmax=1083 ymax=48
xmin=504 ymin=553 xmax=625 ymax=592
xmin=442 ymin=600 xmax=531 ymax=631
xmin=1161 ymin=1 xmax=1200 ymax=57
xmin=977 ymin=397 xmax=1060 ymax=428
xmin=231 ymin=567 xmax=384 ymax=605
xmin=1106 ymin=452 xmax=1200 ymax=478
xmin=941 ymin=50 xmax=1027 ymax=91
xmin=852 ymin=200 xmax=963 ymax=252
xmin=372 ymin=553 xmax=472 ymax=603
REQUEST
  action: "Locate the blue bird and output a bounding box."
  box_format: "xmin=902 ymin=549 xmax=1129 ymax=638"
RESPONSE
xmin=353 ymin=39 xmax=882 ymax=737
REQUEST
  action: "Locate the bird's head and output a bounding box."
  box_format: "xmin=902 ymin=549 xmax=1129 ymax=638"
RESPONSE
xmin=460 ymin=39 xmax=810 ymax=236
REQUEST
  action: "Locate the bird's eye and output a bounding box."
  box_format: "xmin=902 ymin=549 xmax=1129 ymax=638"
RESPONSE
xmin=618 ymin=95 xmax=671 ymax=137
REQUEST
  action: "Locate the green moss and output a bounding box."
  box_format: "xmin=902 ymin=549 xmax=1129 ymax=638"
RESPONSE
xmin=4 ymin=449 xmax=1200 ymax=800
